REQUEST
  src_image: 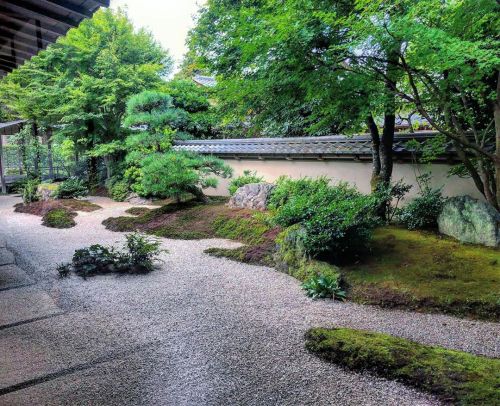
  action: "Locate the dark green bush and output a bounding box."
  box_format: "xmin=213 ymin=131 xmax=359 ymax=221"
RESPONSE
xmin=22 ymin=178 xmax=40 ymax=204
xmin=399 ymin=188 xmax=446 ymax=230
xmin=58 ymin=233 xmax=163 ymax=278
xmin=270 ymin=177 xmax=379 ymax=261
xmin=55 ymin=177 xmax=88 ymax=199
xmin=228 ymin=170 xmax=264 ymax=195
xmin=42 ymin=208 xmax=76 ymax=228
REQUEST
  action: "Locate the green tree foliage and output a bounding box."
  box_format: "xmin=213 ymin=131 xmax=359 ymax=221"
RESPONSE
xmin=141 ymin=151 xmax=232 ymax=202
xmin=0 ymin=8 xmax=171 ymax=185
xmin=188 ymin=0 xmax=500 ymax=207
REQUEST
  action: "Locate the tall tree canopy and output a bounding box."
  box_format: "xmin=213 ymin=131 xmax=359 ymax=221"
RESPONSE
xmin=0 ymin=8 xmax=171 ymax=184
xmin=188 ymin=0 xmax=500 ymax=207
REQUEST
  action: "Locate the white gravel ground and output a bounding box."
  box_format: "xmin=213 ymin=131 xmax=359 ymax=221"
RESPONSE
xmin=0 ymin=195 xmax=498 ymax=406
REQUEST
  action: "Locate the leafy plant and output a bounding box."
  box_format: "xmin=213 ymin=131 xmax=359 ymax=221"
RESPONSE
xmin=302 ymin=273 xmax=346 ymax=300
xmin=399 ymin=188 xmax=446 ymax=230
xmin=123 ymin=232 xmax=162 ymax=272
xmin=58 ymin=233 xmax=164 ymax=278
xmin=374 ymin=179 xmax=413 ymax=223
xmin=55 ymin=177 xmax=88 ymax=199
xmin=398 ymin=173 xmax=446 ymax=230
xmin=228 ymin=170 xmax=265 ymax=195
xmin=22 ymin=178 xmax=40 ymax=204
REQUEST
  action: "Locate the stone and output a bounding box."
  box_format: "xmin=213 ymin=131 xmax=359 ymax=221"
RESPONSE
xmin=126 ymin=193 xmax=154 ymax=206
xmin=228 ymin=183 xmax=275 ymax=211
xmin=37 ymin=183 xmax=59 ymax=201
xmin=438 ymin=195 xmax=500 ymax=247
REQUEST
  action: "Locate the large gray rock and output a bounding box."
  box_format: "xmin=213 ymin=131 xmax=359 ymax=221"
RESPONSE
xmin=37 ymin=183 xmax=59 ymax=201
xmin=438 ymin=195 xmax=500 ymax=247
xmin=126 ymin=193 xmax=154 ymax=206
xmin=228 ymin=183 xmax=275 ymax=211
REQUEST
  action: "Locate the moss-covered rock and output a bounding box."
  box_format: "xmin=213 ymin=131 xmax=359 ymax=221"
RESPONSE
xmin=438 ymin=195 xmax=500 ymax=247
xmin=306 ymin=327 xmax=500 ymax=405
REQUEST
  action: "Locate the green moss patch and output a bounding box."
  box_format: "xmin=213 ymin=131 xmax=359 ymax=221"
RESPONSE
xmin=343 ymin=227 xmax=500 ymax=320
xmin=42 ymin=208 xmax=77 ymax=229
xmin=306 ymin=327 xmax=500 ymax=405
xmin=103 ymin=199 xmax=279 ymax=264
xmin=125 ymin=207 xmax=151 ymax=216
xmin=15 ymin=199 xmax=101 ymax=216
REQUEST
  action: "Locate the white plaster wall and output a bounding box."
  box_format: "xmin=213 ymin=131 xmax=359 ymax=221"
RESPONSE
xmin=205 ymin=158 xmax=484 ymax=201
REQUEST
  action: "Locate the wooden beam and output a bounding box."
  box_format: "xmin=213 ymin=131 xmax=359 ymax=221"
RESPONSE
xmin=0 ymin=29 xmax=51 ymax=52
xmin=0 ymin=37 xmax=40 ymax=56
xmin=0 ymin=25 xmax=53 ymax=46
xmin=0 ymin=59 xmax=16 ymax=69
xmin=39 ymin=0 xmax=94 ymax=20
xmin=0 ymin=0 xmax=80 ymax=28
xmin=0 ymin=48 xmax=32 ymax=60
xmin=0 ymin=56 xmax=20 ymax=66
xmin=91 ymin=0 xmax=111 ymax=7
xmin=0 ymin=10 xmax=66 ymax=37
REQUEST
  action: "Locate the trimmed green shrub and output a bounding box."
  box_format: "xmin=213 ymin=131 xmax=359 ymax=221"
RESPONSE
xmin=270 ymin=177 xmax=379 ymax=261
xmin=55 ymin=177 xmax=88 ymax=199
xmin=302 ymin=274 xmax=346 ymax=300
xmin=228 ymin=170 xmax=264 ymax=195
xmin=109 ymin=181 xmax=129 ymax=202
xmin=399 ymin=188 xmax=446 ymax=230
xmin=306 ymin=327 xmax=500 ymax=405
xmin=42 ymin=208 xmax=76 ymax=228
xmin=22 ymin=178 xmax=40 ymax=204
xmin=140 ymin=151 xmax=232 ymax=202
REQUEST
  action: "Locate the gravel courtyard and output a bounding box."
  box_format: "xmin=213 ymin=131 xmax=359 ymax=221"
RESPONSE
xmin=0 ymin=195 xmax=498 ymax=406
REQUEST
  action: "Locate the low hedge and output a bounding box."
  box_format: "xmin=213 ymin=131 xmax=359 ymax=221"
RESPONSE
xmin=305 ymin=327 xmax=500 ymax=405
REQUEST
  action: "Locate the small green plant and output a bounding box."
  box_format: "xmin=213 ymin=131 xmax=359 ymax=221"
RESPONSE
xmin=42 ymin=208 xmax=77 ymax=228
xmin=302 ymin=273 xmax=346 ymax=300
xmin=55 ymin=177 xmax=88 ymax=199
xmin=58 ymin=233 xmax=164 ymax=278
xmin=22 ymin=178 xmax=40 ymax=204
xmin=228 ymin=170 xmax=264 ymax=195
xmin=373 ymin=179 xmax=412 ymax=222
xmin=123 ymin=232 xmax=162 ymax=272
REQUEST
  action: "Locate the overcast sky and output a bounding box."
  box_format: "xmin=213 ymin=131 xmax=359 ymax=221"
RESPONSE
xmin=110 ymin=0 xmax=206 ymax=72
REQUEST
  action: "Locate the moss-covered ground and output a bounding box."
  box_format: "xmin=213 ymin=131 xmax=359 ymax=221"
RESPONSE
xmin=344 ymin=227 xmax=500 ymax=320
xmin=305 ymin=327 xmax=500 ymax=405
xmin=103 ymin=198 xmax=279 ymax=265
xmin=103 ymin=200 xmax=499 ymax=320
xmin=15 ymin=199 xmax=101 ymax=229
xmin=42 ymin=207 xmax=77 ymax=228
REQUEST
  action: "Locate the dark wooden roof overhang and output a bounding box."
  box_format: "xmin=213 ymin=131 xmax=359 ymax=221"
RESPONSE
xmin=0 ymin=0 xmax=109 ymax=78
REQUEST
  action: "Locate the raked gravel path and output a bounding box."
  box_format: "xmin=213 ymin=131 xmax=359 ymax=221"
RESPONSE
xmin=0 ymin=195 xmax=498 ymax=406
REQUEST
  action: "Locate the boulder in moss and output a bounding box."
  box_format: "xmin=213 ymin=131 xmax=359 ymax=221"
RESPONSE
xmin=438 ymin=196 xmax=499 ymax=247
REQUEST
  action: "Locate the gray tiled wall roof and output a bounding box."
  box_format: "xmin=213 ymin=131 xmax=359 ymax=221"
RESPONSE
xmin=173 ymin=132 xmax=458 ymax=160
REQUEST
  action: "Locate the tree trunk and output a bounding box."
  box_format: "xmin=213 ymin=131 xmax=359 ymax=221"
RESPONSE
xmin=46 ymin=128 xmax=54 ymax=180
xmin=0 ymin=134 xmax=6 ymax=194
xmin=187 ymin=185 xmax=209 ymax=203
xmin=86 ymin=120 xmax=99 ymax=190
xmin=494 ymin=70 xmax=500 ymax=209
xmin=32 ymin=122 xmax=41 ymax=178
xmin=379 ymin=46 xmax=399 ymax=185
xmin=367 ymin=115 xmax=381 ymax=191
xmin=380 ymin=112 xmax=395 ymax=184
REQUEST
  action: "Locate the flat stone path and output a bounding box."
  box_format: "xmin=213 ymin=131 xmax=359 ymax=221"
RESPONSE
xmin=0 ymin=195 xmax=498 ymax=406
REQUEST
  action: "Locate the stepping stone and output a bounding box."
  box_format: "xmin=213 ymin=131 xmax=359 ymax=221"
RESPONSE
xmin=0 ymin=286 xmax=62 ymax=329
xmin=0 ymin=264 xmax=33 ymax=291
xmin=0 ymin=249 xmax=14 ymax=266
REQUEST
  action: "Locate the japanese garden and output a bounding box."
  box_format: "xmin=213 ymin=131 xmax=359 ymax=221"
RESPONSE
xmin=0 ymin=1 xmax=498 ymax=405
